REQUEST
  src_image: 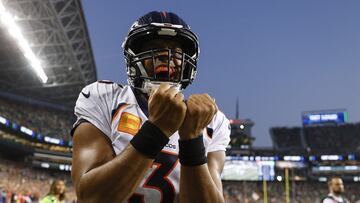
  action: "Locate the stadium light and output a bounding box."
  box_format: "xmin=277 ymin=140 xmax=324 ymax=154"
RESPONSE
xmin=0 ymin=116 xmax=7 ymax=124
xmin=20 ymin=126 xmax=34 ymax=136
xmin=0 ymin=1 xmax=48 ymax=83
xmin=40 ymin=162 xmax=50 ymax=168
xmin=318 ymin=177 xmax=327 ymax=182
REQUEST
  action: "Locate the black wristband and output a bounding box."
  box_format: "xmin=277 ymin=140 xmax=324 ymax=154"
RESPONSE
xmin=130 ymin=121 xmax=169 ymax=159
xmin=178 ymin=135 xmax=207 ymax=166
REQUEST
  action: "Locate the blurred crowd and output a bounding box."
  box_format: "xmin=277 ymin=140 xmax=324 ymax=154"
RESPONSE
xmin=272 ymin=124 xmax=360 ymax=154
xmin=271 ymin=127 xmax=303 ymax=150
xmin=0 ymin=130 xmax=71 ymax=153
xmin=223 ymin=181 xmax=360 ymax=203
xmin=1 ymin=155 xmax=359 ymax=203
xmin=0 ymin=97 xmax=74 ymax=142
xmin=304 ymin=124 xmax=360 ymax=154
xmin=0 ymin=158 xmax=76 ymax=203
xmin=1 ymin=157 xmax=360 ymax=203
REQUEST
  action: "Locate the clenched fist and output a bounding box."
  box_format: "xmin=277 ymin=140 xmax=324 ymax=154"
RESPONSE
xmin=148 ymin=83 xmax=187 ymax=137
xmin=178 ymin=94 xmax=218 ymax=140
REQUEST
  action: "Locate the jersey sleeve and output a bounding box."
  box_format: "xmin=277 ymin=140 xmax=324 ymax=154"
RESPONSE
xmin=71 ymin=81 xmax=118 ymax=138
xmin=207 ymin=111 xmax=231 ymax=153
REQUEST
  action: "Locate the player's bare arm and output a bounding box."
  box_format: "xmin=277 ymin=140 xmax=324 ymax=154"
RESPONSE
xmin=72 ymin=84 xmax=186 ymax=202
xmin=72 ymin=123 xmax=153 ymax=202
xmin=178 ymin=94 xmax=225 ymax=203
xmin=180 ymin=151 xmax=226 ymax=203
xmin=207 ymin=151 xmax=226 ymax=195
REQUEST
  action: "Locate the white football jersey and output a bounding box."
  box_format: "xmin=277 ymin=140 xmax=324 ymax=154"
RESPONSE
xmin=72 ymin=81 xmax=231 ymax=203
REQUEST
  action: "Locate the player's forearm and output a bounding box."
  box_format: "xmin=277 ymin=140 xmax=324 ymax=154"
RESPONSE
xmin=77 ymin=145 xmax=153 ymax=202
xmin=179 ymin=164 xmax=225 ymax=203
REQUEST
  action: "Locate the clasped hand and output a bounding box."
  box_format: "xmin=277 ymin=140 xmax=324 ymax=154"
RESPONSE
xmin=148 ymin=83 xmax=218 ymax=140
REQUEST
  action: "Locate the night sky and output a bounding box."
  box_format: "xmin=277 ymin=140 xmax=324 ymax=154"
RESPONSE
xmin=82 ymin=0 xmax=360 ymax=147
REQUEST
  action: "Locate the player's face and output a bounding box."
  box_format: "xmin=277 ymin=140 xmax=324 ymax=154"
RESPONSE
xmin=330 ymin=178 xmax=344 ymax=195
xmin=139 ymin=39 xmax=183 ymax=82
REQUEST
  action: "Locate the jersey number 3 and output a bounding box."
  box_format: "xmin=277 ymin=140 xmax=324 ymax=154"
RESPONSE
xmin=129 ymin=151 xmax=178 ymax=203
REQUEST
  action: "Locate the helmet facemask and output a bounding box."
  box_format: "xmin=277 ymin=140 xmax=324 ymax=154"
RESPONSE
xmin=124 ymin=45 xmax=197 ymax=94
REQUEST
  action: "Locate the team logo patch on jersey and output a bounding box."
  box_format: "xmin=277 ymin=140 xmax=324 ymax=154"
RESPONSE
xmin=117 ymin=112 xmax=141 ymax=135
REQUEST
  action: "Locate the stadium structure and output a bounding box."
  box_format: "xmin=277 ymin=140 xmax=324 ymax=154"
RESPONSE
xmin=224 ymin=110 xmax=360 ymax=202
xmin=0 ymin=0 xmax=96 ymax=108
xmin=0 ymin=0 xmax=359 ymax=203
xmin=0 ymin=0 xmax=95 ymax=202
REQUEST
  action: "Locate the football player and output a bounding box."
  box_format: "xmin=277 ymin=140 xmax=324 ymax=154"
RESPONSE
xmin=71 ymin=11 xmax=231 ymax=203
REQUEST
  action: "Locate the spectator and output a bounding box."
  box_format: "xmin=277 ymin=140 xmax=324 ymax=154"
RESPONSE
xmin=0 ymin=158 xmax=76 ymax=203
xmin=40 ymin=180 xmax=66 ymax=203
xmin=0 ymin=96 xmax=74 ymax=142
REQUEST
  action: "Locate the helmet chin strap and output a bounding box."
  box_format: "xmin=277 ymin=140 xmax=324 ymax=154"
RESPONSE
xmin=141 ymin=81 xmax=181 ymax=95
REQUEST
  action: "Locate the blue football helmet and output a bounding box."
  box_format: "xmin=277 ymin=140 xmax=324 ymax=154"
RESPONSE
xmin=122 ymin=11 xmax=200 ymax=93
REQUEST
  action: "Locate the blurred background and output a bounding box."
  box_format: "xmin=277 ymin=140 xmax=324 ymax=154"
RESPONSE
xmin=0 ymin=0 xmax=359 ymax=202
